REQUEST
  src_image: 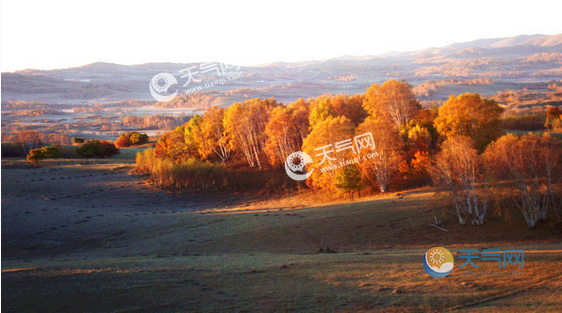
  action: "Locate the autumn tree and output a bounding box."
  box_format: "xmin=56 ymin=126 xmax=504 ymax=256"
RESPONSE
xmin=545 ymin=106 xmax=562 ymax=130
xmin=434 ymin=93 xmax=504 ymax=151
xmin=484 ymin=133 xmax=561 ymax=228
xmin=114 ymin=135 xmax=131 ymax=149
xmin=27 ymin=145 xmax=63 ymax=165
xmin=17 ymin=130 xmax=42 ymax=154
xmin=363 ymin=79 xmax=420 ymax=129
xmin=309 ymin=95 xmax=367 ymax=131
xmin=115 ymin=132 xmax=149 ymax=148
xmin=264 ymin=99 xmax=310 ymax=167
xmin=224 ymin=98 xmax=277 ymax=169
xmin=302 ymin=116 xmax=356 ymax=191
xmin=27 ymin=148 xmax=45 ymax=165
xmin=180 ymin=115 xmax=202 ymax=159
xmin=154 ymin=128 xmax=188 ymax=161
xmin=128 ymin=132 xmax=149 ymax=145
xmin=265 ymin=106 xmax=304 ymax=167
xmin=546 ymin=106 xmax=562 ymax=120
xmin=431 ymin=136 xmax=488 ymax=225
xmin=309 ymin=97 xmax=337 ymax=130
xmin=356 ymin=117 xmax=404 ymax=193
xmin=194 ymin=106 xmax=231 ymax=163
xmin=330 ymin=94 xmax=368 ymax=126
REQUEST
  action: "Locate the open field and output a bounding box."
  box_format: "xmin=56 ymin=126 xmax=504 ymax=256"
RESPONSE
xmin=2 ymin=153 xmax=562 ymax=312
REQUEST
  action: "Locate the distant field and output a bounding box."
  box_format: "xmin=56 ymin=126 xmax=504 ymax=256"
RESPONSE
xmin=507 ymin=129 xmax=562 ymax=139
xmin=2 ymin=154 xmax=561 ymax=312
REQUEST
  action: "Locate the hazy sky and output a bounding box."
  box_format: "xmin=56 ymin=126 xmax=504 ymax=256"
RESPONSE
xmin=1 ymin=0 xmax=561 ymax=72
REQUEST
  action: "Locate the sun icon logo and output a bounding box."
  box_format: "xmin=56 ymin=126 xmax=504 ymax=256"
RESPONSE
xmin=284 ymin=151 xmax=314 ymax=181
xmin=287 ymin=153 xmax=305 ymax=172
xmin=149 ymin=72 xmax=178 ymax=102
xmin=151 ymin=74 xmax=172 ymax=93
xmin=423 ymin=247 xmax=454 ymax=278
xmin=429 ymin=249 xmax=445 ymax=265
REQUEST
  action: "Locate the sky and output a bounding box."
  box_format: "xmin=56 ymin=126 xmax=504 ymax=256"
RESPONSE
xmin=1 ymin=0 xmax=562 ymax=72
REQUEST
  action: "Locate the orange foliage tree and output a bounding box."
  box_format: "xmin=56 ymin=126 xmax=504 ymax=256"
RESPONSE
xmin=484 ymin=133 xmax=561 ymax=228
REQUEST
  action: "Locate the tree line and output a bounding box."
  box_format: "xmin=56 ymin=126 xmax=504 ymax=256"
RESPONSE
xmin=137 ymin=79 xmax=562 ymax=228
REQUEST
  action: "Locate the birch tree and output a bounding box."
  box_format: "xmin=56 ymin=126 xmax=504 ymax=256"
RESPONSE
xmin=194 ymin=106 xmax=230 ymax=163
xmin=224 ymin=98 xmax=277 ymax=169
xmin=363 ymin=79 xmax=419 ymax=129
xmin=431 ymin=136 xmax=488 ymax=225
xmin=356 ymin=117 xmax=403 ymax=193
xmin=484 ymin=133 xmax=561 ymax=228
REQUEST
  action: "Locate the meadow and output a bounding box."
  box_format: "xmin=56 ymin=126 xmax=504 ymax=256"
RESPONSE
xmin=2 ymin=151 xmax=561 ymax=312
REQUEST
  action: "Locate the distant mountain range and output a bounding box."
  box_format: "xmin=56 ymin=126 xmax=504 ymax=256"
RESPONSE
xmin=2 ymin=33 xmax=562 ymax=105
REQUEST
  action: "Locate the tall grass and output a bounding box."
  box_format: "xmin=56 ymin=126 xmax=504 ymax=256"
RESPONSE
xmin=136 ymin=147 xmax=301 ymax=192
xmin=136 ymin=147 xmax=226 ymax=190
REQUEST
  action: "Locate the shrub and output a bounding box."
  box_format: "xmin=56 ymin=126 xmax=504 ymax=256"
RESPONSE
xmin=115 ymin=132 xmax=149 ymax=148
xmin=75 ymin=140 xmax=119 ymax=158
xmin=114 ymin=135 xmax=131 ymax=148
xmin=26 ymin=145 xmax=63 ymax=164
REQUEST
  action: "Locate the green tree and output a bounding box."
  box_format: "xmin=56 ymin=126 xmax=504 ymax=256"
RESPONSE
xmin=41 ymin=145 xmax=63 ymax=159
xmin=129 ymin=132 xmax=149 ymax=145
xmin=334 ymin=164 xmax=364 ymax=200
xmin=75 ymin=140 xmax=119 ymax=158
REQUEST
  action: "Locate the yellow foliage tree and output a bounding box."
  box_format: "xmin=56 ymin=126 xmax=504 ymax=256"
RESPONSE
xmin=356 ymin=117 xmax=404 ymax=193
xmin=194 ymin=106 xmax=230 ymax=162
xmin=434 ymin=93 xmax=503 ymax=151
xmin=301 ymin=116 xmax=356 ymax=191
xmin=264 ymin=101 xmax=310 ymax=167
xmin=363 ymin=79 xmax=419 ymax=129
xmin=224 ymin=98 xmax=277 ymax=169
